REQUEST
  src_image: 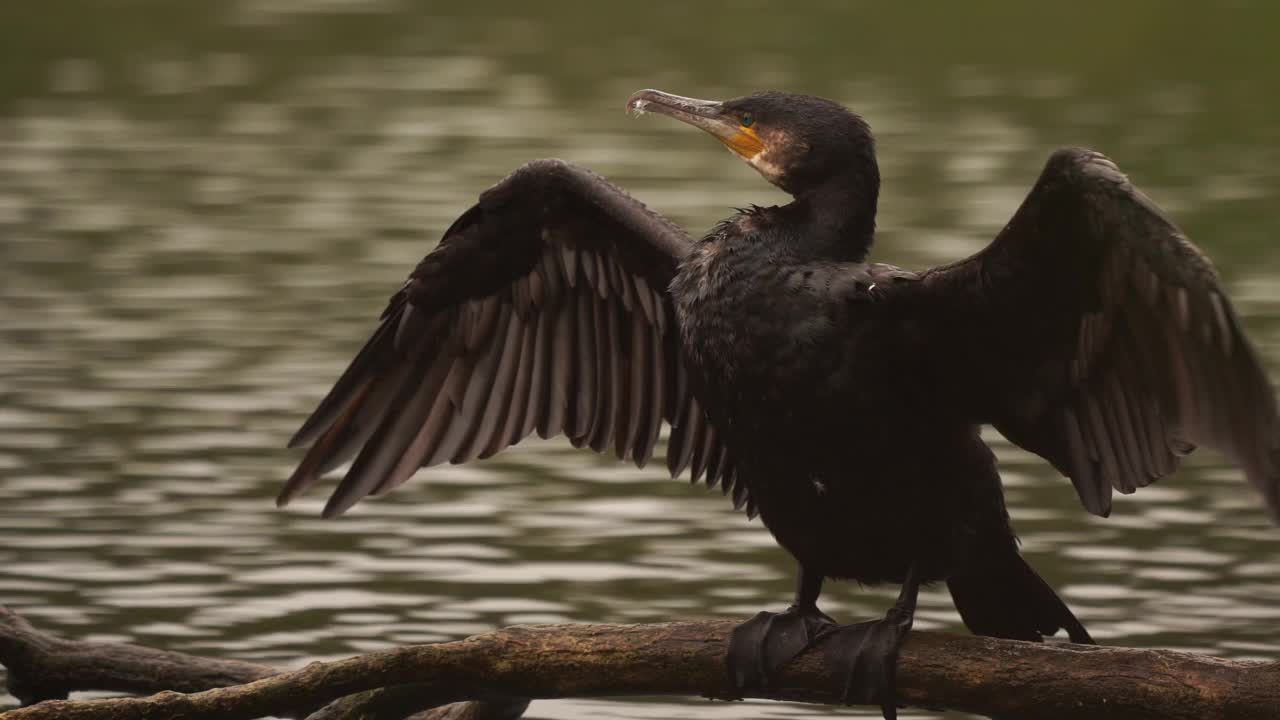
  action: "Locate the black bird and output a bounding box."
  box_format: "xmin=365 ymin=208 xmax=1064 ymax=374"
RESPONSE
xmin=280 ymin=89 xmax=1280 ymax=718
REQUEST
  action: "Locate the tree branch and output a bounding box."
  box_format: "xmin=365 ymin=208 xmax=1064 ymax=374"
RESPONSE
xmin=0 ymin=605 xmax=275 ymax=706
xmin=0 ymin=606 xmax=524 ymax=720
xmin=3 ymin=612 xmax=1278 ymax=720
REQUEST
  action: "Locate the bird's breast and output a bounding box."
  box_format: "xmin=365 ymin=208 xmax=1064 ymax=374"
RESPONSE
xmin=671 ymin=236 xmax=785 ymax=378
xmin=671 ymin=236 xmax=857 ymax=430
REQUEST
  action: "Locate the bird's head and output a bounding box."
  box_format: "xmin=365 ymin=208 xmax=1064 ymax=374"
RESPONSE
xmin=626 ymin=89 xmax=876 ymax=198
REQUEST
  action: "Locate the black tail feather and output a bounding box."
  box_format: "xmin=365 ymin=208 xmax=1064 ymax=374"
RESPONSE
xmin=948 ymin=549 xmax=1092 ymax=720
xmin=948 ymin=549 xmax=1092 ymax=645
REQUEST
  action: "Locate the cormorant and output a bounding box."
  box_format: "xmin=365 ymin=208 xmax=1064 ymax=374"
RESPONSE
xmin=279 ymin=89 xmax=1280 ymax=718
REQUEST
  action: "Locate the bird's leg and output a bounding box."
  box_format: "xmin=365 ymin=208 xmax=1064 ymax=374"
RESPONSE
xmin=815 ymin=564 xmax=921 ymax=720
xmin=726 ymin=567 xmax=836 ymax=695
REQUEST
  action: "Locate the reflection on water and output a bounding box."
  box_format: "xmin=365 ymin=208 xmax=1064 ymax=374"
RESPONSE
xmin=2 ymin=3 xmax=1280 ymax=718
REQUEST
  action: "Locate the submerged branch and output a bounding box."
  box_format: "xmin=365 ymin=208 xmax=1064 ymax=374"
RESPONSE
xmin=0 ymin=605 xmax=524 ymax=720
xmin=2 ymin=605 xmax=1278 ymax=720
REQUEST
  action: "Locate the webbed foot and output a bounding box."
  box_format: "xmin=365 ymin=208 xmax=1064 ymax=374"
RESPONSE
xmin=815 ymin=603 xmax=915 ymax=719
xmin=726 ymin=603 xmax=836 ymax=694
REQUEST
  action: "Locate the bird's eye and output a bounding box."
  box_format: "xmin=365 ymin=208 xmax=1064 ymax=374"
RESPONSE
xmin=741 ymin=112 xmax=755 ymax=128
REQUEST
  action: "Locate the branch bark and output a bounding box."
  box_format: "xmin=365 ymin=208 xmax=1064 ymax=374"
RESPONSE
xmin=0 ymin=606 xmax=524 ymax=720
xmin=3 ymin=609 xmax=1278 ymax=720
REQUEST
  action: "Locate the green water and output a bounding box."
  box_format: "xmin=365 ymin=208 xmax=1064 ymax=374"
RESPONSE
xmin=2 ymin=3 xmax=1280 ymax=718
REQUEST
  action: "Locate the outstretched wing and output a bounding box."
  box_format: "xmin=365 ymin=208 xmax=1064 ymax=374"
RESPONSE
xmin=281 ymin=159 xmax=745 ymax=518
xmin=923 ymin=148 xmax=1280 ymax=518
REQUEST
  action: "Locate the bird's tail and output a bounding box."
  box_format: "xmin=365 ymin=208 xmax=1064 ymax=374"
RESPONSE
xmin=947 ymin=545 xmax=1092 ymax=645
xmin=947 ymin=545 xmax=1092 ymax=720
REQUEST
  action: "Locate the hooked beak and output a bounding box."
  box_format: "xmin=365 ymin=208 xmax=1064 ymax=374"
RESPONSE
xmin=626 ymin=89 xmax=765 ymax=160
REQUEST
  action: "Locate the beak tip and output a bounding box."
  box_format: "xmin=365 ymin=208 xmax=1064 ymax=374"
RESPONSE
xmin=625 ymin=89 xmax=656 ymax=116
xmin=623 ymin=89 xmax=729 ymax=140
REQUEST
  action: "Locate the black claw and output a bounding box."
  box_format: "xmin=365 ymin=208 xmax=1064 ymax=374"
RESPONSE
xmin=726 ymin=604 xmax=837 ymax=695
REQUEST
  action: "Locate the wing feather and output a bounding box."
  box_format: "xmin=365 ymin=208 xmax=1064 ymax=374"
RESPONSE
xmin=635 ymin=323 xmax=665 ymax=467
xmin=323 ymin=348 xmax=452 ymax=517
xmin=522 ymin=301 xmax=551 ymax=441
xmin=587 ymin=293 xmax=614 ymax=453
xmin=541 ymin=300 xmax=573 ymax=439
xmin=667 ymin=390 xmax=697 ymax=479
xmin=283 ymin=160 xmax=751 ymax=516
xmin=380 ymin=355 xmax=465 ymax=492
xmin=569 ymin=290 xmax=596 ymax=445
xmin=455 ymin=303 xmax=515 ymax=463
xmin=924 ymin=148 xmax=1280 ymax=519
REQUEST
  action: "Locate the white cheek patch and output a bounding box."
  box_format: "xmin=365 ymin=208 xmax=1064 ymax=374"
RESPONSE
xmin=743 ymin=128 xmax=793 ymax=185
xmin=748 ymin=149 xmax=785 ymax=183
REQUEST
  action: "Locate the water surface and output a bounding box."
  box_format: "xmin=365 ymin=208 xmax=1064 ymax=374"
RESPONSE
xmin=2 ymin=3 xmax=1280 ymax=718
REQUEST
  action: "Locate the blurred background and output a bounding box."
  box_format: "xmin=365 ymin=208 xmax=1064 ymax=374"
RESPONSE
xmin=2 ymin=2 xmax=1280 ymax=718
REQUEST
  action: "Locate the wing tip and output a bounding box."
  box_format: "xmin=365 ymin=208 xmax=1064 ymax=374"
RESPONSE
xmin=277 ymin=462 xmax=320 ymax=509
xmin=1045 ymin=147 xmax=1128 ymax=186
xmin=287 ymin=415 xmax=327 ymax=450
xmin=1078 ymin=484 xmax=1113 ymax=518
xmin=319 ymin=455 xmax=396 ymax=515
xmin=321 ymin=492 xmax=359 ymax=519
xmin=1068 ymin=464 xmax=1114 ymax=519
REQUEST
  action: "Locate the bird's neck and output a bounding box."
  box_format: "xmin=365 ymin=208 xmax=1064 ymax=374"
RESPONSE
xmin=788 ymin=168 xmax=878 ymax=262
